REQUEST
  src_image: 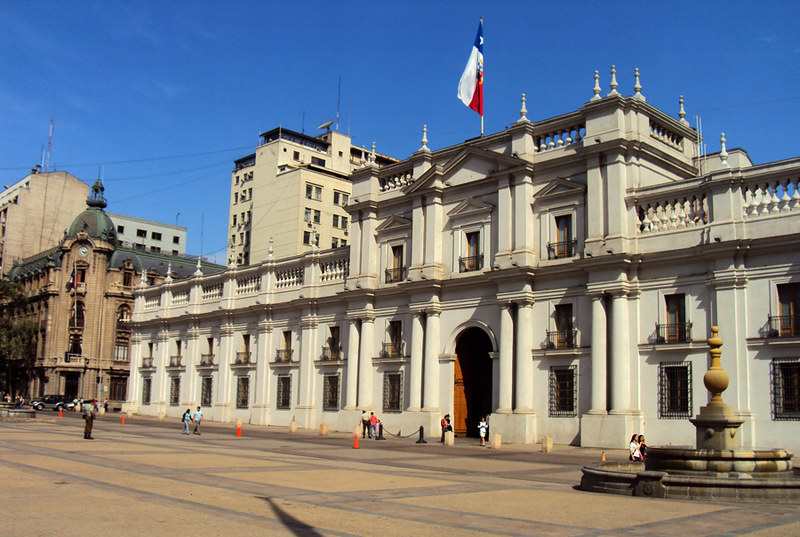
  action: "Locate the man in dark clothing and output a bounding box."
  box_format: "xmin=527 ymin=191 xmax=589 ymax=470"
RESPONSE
xmin=361 ymin=411 xmax=370 ymax=439
xmin=83 ymin=400 xmax=96 ymax=440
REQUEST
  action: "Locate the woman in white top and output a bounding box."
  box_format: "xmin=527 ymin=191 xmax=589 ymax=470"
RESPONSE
xmin=629 ymin=434 xmax=641 ymax=461
xmin=478 ymin=417 xmax=488 ymax=446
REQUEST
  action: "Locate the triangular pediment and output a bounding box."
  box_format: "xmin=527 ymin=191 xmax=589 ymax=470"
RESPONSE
xmin=375 ymin=214 xmax=412 ymax=233
xmin=404 ymin=146 xmax=530 ymax=195
xmin=447 ymin=198 xmax=494 ymax=219
xmin=534 ymin=177 xmax=586 ymax=200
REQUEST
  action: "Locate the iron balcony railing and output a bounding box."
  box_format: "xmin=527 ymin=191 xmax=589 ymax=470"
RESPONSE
xmin=655 ymin=322 xmax=692 ymax=344
xmin=199 ymin=354 xmax=215 ymax=366
xmin=380 ymin=342 xmax=403 ymax=358
xmin=546 ymin=329 xmax=577 ymax=349
xmin=275 ymin=349 xmax=293 ymax=363
xmin=320 ymin=346 xmax=342 ymax=361
xmin=459 ymin=255 xmax=483 ymax=273
xmin=168 ymin=355 xmax=183 ymax=367
xmin=385 ymin=266 xmax=406 ymax=283
xmin=547 ymin=239 xmax=577 ymax=259
xmin=767 ymin=315 xmax=800 ymax=338
xmin=235 ymin=352 xmax=252 ymax=364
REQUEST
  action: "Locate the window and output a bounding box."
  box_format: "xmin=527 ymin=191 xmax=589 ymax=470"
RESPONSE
xmin=460 ymin=231 xmax=482 ymax=272
xmin=383 ymin=320 xmax=402 ymax=357
xmin=236 ymin=377 xmax=250 ymax=409
xmin=201 ymin=377 xmax=213 ymax=406
xmin=277 ymin=376 xmax=291 ymax=409
xmin=383 ymin=372 xmax=403 ymax=412
xmin=333 ymin=191 xmax=349 ymax=206
xmin=136 ymin=229 xmax=147 ymax=238
xmin=386 ymin=245 xmax=404 ymax=282
xmin=341 ymin=239 xmax=347 ymax=247
xmin=71 ymin=301 xmax=85 ymax=329
xmin=659 ymin=362 xmax=692 ymax=419
xmin=305 ymin=183 xmax=322 ymax=201
xmin=774 ymin=283 xmax=800 ymax=337
xmin=549 ymin=304 xmax=575 ymax=349
xmin=123 ymin=271 xmax=133 ymax=287
xmin=323 ymin=374 xmax=340 ymax=411
xmin=117 ymin=225 xmax=125 ymax=234
xmin=303 ymin=231 xmax=319 ymax=247
xmin=169 ymin=377 xmax=180 ymax=406
xmin=147 ymin=342 xmax=154 ymax=358
xmin=283 ymin=330 xmax=292 ymax=351
xmin=549 ymin=215 xmax=574 ymax=259
xmin=75 ymin=268 xmax=86 ymax=285
xmin=549 ymin=365 xmax=577 ymax=417
xmin=142 ymin=378 xmax=152 ymax=405
xmin=150 ymin=246 xmax=161 ymax=253
xmin=110 ymin=377 xmax=127 ymax=401
xmin=114 ymin=345 xmax=129 ymax=362
xmin=333 ymin=214 xmax=339 ymax=227
xmin=660 ymin=294 xmax=689 ymax=343
xmin=234 ymin=192 xmax=239 ymax=204
xmin=311 ymin=156 xmax=326 ymax=167
xmin=331 ymin=238 xmax=339 ymax=248
xmin=151 ymin=232 xmax=162 ymax=240
xmin=293 ymin=150 xmax=300 ymax=161
xmin=313 ymin=209 xmax=321 ymax=224
xmin=233 ymin=215 xmax=237 ymax=226
xmin=772 ymin=358 xmax=800 ymax=420
xmin=172 ymin=250 xmax=179 ymax=256
xmin=134 ymin=243 xmax=145 ymax=250
xmin=341 ymin=216 xmax=348 ymax=229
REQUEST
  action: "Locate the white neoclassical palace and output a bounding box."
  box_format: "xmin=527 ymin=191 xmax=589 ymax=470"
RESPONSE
xmin=127 ymin=72 xmax=800 ymax=450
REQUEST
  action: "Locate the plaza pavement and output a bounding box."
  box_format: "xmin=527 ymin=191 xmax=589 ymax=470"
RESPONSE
xmin=1 ymin=415 xmax=798 ymax=536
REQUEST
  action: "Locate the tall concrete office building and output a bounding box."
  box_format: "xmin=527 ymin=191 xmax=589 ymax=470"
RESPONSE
xmin=109 ymin=213 xmax=188 ymax=256
xmin=228 ymin=128 xmax=396 ymax=265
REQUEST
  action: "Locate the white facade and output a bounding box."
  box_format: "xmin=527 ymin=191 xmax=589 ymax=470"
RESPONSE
xmin=127 ymin=81 xmax=800 ymax=450
xmin=109 ymin=213 xmax=187 ymax=255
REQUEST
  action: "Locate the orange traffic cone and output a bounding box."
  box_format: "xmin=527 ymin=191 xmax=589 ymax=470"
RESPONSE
xmin=120 ymin=414 xmax=126 ymax=425
xmin=235 ymin=419 xmax=242 ymax=438
xmin=353 ymin=433 xmax=360 ymax=449
xmin=58 ymin=407 xmax=64 ymax=418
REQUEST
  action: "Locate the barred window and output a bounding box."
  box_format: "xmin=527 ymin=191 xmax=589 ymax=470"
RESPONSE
xmin=169 ymin=377 xmax=180 ymax=406
xmin=142 ymin=377 xmax=152 ymax=405
xmin=323 ymin=374 xmax=340 ymax=411
xmin=201 ymin=377 xmax=213 ymax=407
xmin=772 ymin=358 xmax=800 ymax=420
xmin=110 ymin=377 xmax=127 ymax=401
xmin=549 ymin=365 xmax=577 ymax=417
xmin=277 ymin=375 xmax=291 ymax=409
xmin=383 ymin=372 xmax=402 ymax=412
xmin=236 ymin=376 xmax=250 ymax=409
xmin=659 ymin=362 xmax=692 ymax=419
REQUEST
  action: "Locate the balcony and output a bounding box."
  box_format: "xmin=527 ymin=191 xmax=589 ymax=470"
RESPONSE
xmin=546 ymin=329 xmax=577 ymax=350
xmin=319 ymin=345 xmax=342 ymax=361
xmin=547 ymin=239 xmax=577 ymax=260
xmin=655 ymin=322 xmax=692 ymax=344
xmin=459 ymin=255 xmax=484 ymax=273
xmin=199 ymin=354 xmax=215 ymax=367
xmin=766 ymin=315 xmax=799 ymax=338
xmin=380 ymin=342 xmax=403 ymax=359
xmin=141 ymin=357 xmax=154 ymax=369
xmin=275 ymin=349 xmax=293 ymax=363
xmin=168 ymin=355 xmax=183 ymax=368
xmin=385 ymin=266 xmax=406 ymax=283
xmin=72 ymin=282 xmax=87 ymax=295
xmin=234 ymin=352 xmax=252 ymax=365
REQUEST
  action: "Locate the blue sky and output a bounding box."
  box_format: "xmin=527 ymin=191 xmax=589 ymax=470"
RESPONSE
xmin=1 ymin=1 xmax=798 ymax=261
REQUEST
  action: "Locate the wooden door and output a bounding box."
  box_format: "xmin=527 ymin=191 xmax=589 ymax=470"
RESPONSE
xmin=453 ymin=356 xmax=468 ymax=435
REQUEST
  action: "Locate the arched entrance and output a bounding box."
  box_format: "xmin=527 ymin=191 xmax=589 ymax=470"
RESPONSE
xmin=453 ymin=327 xmax=493 ymax=436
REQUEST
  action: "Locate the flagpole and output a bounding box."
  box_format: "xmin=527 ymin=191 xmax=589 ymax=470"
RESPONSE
xmin=480 ymin=16 xmax=484 ymax=137
xmin=481 ymin=116 xmax=484 ymax=136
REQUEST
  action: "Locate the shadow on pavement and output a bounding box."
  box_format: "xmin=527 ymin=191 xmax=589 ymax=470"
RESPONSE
xmin=259 ymin=496 xmax=324 ymax=537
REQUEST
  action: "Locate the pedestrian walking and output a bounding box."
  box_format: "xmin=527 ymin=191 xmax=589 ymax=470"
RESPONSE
xmin=181 ymin=408 xmax=192 ymax=434
xmin=440 ymin=414 xmax=452 ymax=443
xmin=478 ymin=417 xmax=488 ymax=446
xmin=83 ymin=400 xmax=96 ymax=440
xmin=192 ymin=406 xmax=203 ymax=435
xmin=369 ymin=412 xmax=378 ymax=439
xmin=103 ymin=399 xmax=109 ymax=414
xmin=361 ymin=410 xmax=370 ymax=439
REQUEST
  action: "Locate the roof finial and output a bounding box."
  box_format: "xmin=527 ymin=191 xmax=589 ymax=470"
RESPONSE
xmin=678 ymin=95 xmax=689 ymax=126
xmin=608 ymin=65 xmax=619 ymax=96
xmin=165 ymin=262 xmax=173 ymax=283
xmin=720 ymin=132 xmax=729 ymax=167
xmin=517 ymin=93 xmax=529 ymax=122
xmin=87 ymin=177 xmax=107 ymax=209
xmin=370 ymin=142 xmax=377 ymax=164
xmin=418 ymin=124 xmax=430 ymax=152
xmin=267 ymin=237 xmax=274 ymax=261
xmin=632 ymin=67 xmax=645 ymax=101
xmin=591 ymin=70 xmax=601 ymax=101
xmin=193 ymin=256 xmax=203 ymax=277
xmin=138 ymin=268 xmax=148 ymax=288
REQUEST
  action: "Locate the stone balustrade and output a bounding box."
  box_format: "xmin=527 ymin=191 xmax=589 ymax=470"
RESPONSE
xmin=534 ymin=123 xmax=585 ymax=153
xmin=636 ymin=193 xmax=709 ymax=234
xmin=320 ymin=256 xmax=349 ymax=282
xmin=143 ymin=294 xmax=160 ymax=311
xmin=235 ymin=272 xmax=261 ymax=295
xmin=379 ymin=166 xmax=414 ymax=192
xmin=649 ymin=118 xmax=684 ymax=150
xmin=201 ymin=281 xmax=223 ymax=301
xmin=742 ymin=178 xmax=800 ymax=217
xmin=172 ymin=288 xmax=189 ymax=305
xmin=275 ymin=262 xmax=304 ymax=288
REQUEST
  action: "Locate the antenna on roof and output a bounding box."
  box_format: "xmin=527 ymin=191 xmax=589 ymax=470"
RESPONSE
xmin=336 ymin=75 xmax=342 ymax=131
xmin=44 ymin=119 xmax=55 ymax=172
xmin=695 ymin=114 xmax=704 ymax=175
xmin=301 ymin=111 xmax=305 ymax=134
xmin=318 ymin=120 xmax=334 ymax=132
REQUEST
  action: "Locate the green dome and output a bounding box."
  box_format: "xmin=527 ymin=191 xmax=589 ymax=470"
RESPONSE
xmin=65 ymin=178 xmax=117 ymax=244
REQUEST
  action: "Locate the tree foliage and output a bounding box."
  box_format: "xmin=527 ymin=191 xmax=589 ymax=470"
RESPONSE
xmin=0 ymin=278 xmax=39 ymax=395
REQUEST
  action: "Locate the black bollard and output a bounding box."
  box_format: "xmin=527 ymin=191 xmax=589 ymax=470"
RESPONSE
xmin=416 ymin=425 xmax=427 ymax=444
xmin=378 ymin=422 xmax=386 ymax=440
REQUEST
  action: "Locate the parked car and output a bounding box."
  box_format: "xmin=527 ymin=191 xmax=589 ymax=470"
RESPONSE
xmin=30 ymin=395 xmax=75 ymax=412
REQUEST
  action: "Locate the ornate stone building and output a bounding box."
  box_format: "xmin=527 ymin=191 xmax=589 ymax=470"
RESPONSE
xmin=128 ymin=69 xmax=800 ymax=450
xmin=6 ymin=180 xmax=223 ymax=404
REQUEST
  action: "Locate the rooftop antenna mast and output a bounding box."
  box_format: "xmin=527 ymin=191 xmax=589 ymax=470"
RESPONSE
xmin=336 ymin=75 xmax=341 ymax=132
xmin=695 ymin=114 xmax=704 ymax=176
xmin=44 ymin=118 xmax=55 ymax=172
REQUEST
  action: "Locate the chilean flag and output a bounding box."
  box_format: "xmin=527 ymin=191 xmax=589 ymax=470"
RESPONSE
xmin=457 ymin=19 xmax=484 ymax=116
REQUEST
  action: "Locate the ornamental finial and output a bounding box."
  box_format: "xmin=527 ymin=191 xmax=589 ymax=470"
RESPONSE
xmin=268 ymin=237 xmax=274 ymax=261
xmin=608 ymin=65 xmax=619 ymax=96
xmin=193 ymin=257 xmax=203 ymax=277
xmin=720 ymin=132 xmax=729 ymax=167
xmin=418 ymin=124 xmax=430 ymax=152
xmin=138 ymin=268 xmax=148 ymax=288
xmin=591 ymin=70 xmax=601 ymax=101
xmin=165 ymin=262 xmax=173 ymax=283
xmin=632 ymin=67 xmax=645 ymax=101
xmin=518 ymin=93 xmax=529 ymax=122
xmin=678 ymin=95 xmax=689 ymax=126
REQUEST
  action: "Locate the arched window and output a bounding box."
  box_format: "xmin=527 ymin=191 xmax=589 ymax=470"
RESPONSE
xmin=71 ymin=301 xmax=85 ymax=329
xmin=114 ymin=304 xmax=132 ymax=362
xmin=117 ymin=304 xmax=131 ymax=324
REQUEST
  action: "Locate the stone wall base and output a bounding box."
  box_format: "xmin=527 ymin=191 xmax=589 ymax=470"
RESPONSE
xmin=490 ymin=412 xmax=538 ymax=444
xmin=580 ymin=412 xmax=643 ymax=449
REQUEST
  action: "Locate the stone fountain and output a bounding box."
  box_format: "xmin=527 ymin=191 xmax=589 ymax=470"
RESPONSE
xmin=580 ymin=326 xmax=800 ymax=502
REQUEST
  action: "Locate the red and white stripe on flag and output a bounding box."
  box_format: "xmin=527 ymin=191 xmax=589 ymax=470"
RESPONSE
xmin=457 ymin=19 xmax=484 ymax=116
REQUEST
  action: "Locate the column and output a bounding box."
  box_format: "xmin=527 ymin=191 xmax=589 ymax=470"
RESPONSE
xmin=605 ymin=152 xmax=628 ymax=239
xmin=586 ymin=155 xmax=604 ymax=240
xmin=349 ymin=216 xmax=362 ymax=278
xmin=408 ymin=312 xmax=424 ymax=410
xmin=156 ymin=334 xmax=169 ymax=406
xmin=497 ymin=303 xmax=513 ymax=413
xmin=610 ymin=293 xmax=631 ymax=413
xmin=411 ymin=198 xmax=425 ymax=268
xmin=497 ymin=177 xmax=513 ymax=255
xmin=345 ymin=319 xmax=359 ymax=408
xmin=512 ymin=175 xmax=534 ymax=254
xmin=217 ymin=328 xmax=234 ymax=407
xmin=298 ymin=319 xmax=316 ymax=407
xmin=253 ymin=325 xmax=272 ymax=410
xmin=422 ymin=310 xmax=440 ymax=410
xmin=127 ymin=338 xmax=142 ymax=406
xmin=423 ymin=197 xmax=443 ymax=267
xmin=357 ymin=317 xmax=374 ymax=408
xmin=184 ymin=328 xmax=200 ymax=405
xmin=515 ymin=301 xmax=534 ymax=412
xmin=360 ymin=212 xmax=377 ymax=276
xmin=589 ymin=295 xmax=607 ymax=413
